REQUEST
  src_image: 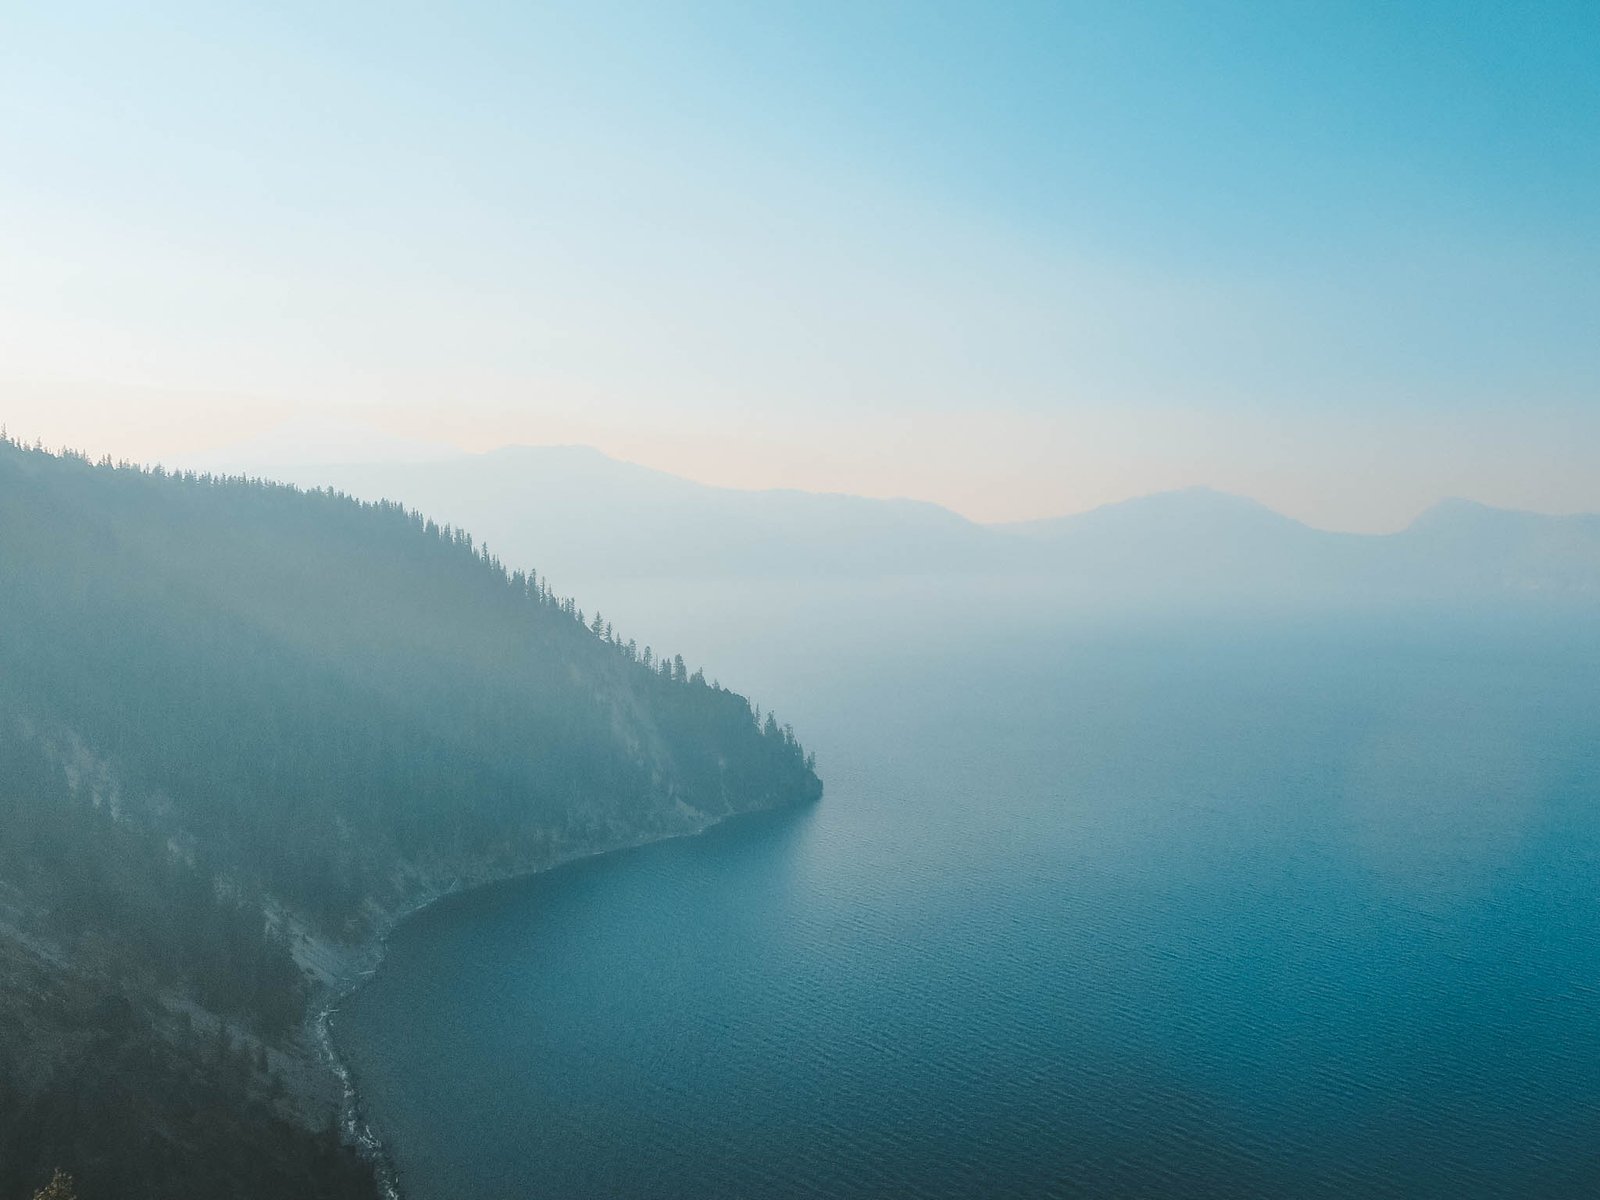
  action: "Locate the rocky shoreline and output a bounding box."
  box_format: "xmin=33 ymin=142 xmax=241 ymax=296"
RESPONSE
xmin=295 ymin=803 xmax=780 ymax=1200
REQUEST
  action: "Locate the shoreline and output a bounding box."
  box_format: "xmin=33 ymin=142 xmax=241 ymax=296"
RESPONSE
xmin=305 ymin=800 xmax=810 ymax=1200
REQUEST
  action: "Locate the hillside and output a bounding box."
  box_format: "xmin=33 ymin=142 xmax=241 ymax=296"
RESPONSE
xmin=0 ymin=438 xmax=820 ymax=1200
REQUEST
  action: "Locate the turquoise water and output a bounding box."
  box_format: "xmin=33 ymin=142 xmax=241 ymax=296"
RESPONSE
xmin=335 ymin=600 xmax=1600 ymax=1199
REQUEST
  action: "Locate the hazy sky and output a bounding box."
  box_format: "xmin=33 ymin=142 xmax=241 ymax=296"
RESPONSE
xmin=3 ymin=2 xmax=1597 ymax=531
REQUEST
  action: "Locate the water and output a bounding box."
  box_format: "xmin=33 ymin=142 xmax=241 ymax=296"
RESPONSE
xmin=335 ymin=592 xmax=1600 ymax=1199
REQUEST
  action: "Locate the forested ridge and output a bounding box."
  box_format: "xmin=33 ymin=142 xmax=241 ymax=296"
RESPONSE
xmin=0 ymin=436 xmax=821 ymax=1199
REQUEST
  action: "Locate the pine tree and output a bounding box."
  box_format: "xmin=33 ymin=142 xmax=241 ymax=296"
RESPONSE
xmin=32 ymin=1170 xmax=77 ymax=1200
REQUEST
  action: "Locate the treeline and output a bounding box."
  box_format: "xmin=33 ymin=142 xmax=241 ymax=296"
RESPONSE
xmin=2 ymin=432 xmax=776 ymax=712
xmin=0 ymin=731 xmax=305 ymax=1035
xmin=0 ymin=975 xmax=374 ymax=1200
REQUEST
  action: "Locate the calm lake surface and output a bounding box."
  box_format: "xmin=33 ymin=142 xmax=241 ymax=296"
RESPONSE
xmin=335 ymin=590 xmax=1600 ymax=1199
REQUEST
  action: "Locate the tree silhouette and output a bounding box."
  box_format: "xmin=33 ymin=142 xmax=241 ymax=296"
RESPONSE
xmin=32 ymin=1171 xmax=77 ymax=1200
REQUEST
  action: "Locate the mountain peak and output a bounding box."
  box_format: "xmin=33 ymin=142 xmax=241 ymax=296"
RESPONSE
xmin=996 ymin=486 xmax=1305 ymax=542
xmin=1406 ymin=497 xmax=1552 ymax=535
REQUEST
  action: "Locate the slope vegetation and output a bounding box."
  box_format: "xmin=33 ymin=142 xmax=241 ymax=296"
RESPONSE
xmin=0 ymin=438 xmax=819 ymax=1199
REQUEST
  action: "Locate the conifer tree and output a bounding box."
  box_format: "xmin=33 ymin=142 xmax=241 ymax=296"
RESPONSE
xmin=32 ymin=1170 xmax=77 ymax=1200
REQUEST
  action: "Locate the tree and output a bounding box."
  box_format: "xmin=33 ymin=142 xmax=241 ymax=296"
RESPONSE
xmin=33 ymin=1170 xmax=78 ymax=1200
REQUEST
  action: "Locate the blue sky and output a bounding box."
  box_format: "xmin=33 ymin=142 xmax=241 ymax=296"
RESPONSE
xmin=2 ymin=1 xmax=1597 ymax=528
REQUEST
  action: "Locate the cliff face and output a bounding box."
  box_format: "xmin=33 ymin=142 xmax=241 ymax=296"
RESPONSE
xmin=0 ymin=441 xmax=820 ymax=1200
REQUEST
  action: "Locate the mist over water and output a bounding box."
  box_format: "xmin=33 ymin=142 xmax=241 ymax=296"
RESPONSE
xmin=335 ymin=587 xmax=1600 ymax=1199
xmin=9 ymin=4 xmax=1600 ymax=1195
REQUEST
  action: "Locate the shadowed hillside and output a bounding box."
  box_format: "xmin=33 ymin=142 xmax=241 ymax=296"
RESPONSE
xmin=0 ymin=437 xmax=819 ymax=1199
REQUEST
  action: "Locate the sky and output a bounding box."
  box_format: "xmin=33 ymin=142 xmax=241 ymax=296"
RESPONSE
xmin=2 ymin=1 xmax=1597 ymax=532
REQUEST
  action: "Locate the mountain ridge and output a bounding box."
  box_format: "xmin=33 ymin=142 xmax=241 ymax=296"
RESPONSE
xmin=195 ymin=435 xmax=1599 ymax=535
xmin=192 ymin=443 xmax=1600 ymax=598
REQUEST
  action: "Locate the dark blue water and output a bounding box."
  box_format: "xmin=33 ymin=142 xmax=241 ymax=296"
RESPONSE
xmin=335 ymin=598 xmax=1600 ymax=1199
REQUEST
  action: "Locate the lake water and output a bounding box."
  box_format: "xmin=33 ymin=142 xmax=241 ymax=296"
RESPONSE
xmin=335 ymin=591 xmax=1600 ymax=1199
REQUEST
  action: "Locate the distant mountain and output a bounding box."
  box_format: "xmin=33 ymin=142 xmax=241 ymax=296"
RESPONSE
xmin=989 ymin=487 xmax=1368 ymax=596
xmin=999 ymin=486 xmax=1301 ymax=541
xmin=200 ymin=444 xmax=1004 ymax=584
xmin=1392 ymin=498 xmax=1600 ymax=595
xmin=0 ymin=439 xmax=818 ymax=1200
xmin=207 ymin=445 xmax=1600 ymax=600
xmin=1004 ymin=489 xmax=1600 ymax=598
